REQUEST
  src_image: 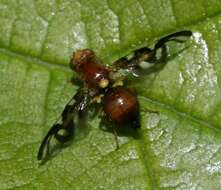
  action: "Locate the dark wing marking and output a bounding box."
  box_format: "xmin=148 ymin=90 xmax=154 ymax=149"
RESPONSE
xmin=112 ymin=30 xmax=192 ymax=72
xmin=154 ymin=30 xmax=192 ymax=51
xmin=37 ymin=88 xmax=91 ymax=161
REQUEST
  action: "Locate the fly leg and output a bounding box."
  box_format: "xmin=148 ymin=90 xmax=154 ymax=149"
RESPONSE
xmin=112 ymin=126 xmax=119 ymax=150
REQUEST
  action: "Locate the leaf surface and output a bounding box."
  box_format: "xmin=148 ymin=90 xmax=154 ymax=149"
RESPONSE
xmin=0 ymin=0 xmax=221 ymax=189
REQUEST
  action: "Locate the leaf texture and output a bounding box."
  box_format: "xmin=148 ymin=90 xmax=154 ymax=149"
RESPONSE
xmin=0 ymin=0 xmax=221 ymax=189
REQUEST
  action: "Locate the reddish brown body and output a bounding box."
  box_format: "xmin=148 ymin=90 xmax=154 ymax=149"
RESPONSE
xmin=103 ymin=87 xmax=140 ymax=128
xmin=70 ymin=49 xmax=110 ymax=89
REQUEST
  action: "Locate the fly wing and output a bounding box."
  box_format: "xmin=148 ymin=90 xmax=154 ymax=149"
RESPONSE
xmin=154 ymin=30 xmax=192 ymax=51
xmin=37 ymin=123 xmax=66 ymax=161
xmin=112 ymin=31 xmax=192 ymax=74
xmin=37 ymin=88 xmax=91 ymax=161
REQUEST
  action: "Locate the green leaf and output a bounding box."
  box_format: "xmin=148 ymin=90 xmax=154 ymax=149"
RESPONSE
xmin=1 ymin=0 xmax=221 ymax=189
